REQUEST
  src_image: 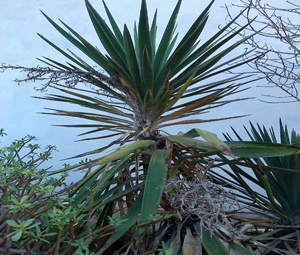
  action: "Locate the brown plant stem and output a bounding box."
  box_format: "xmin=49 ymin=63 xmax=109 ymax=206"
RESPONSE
xmin=84 ymin=224 xmax=112 ymax=239
xmin=22 ymin=235 xmax=32 ymax=251
xmin=114 ymin=239 xmax=134 ymax=255
xmin=87 ymin=191 xmax=95 ymax=235
xmin=0 ymin=210 xmax=21 ymax=247
xmin=0 ymin=208 xmax=10 ymax=225
xmin=69 ymin=221 xmax=76 ymax=244
xmin=53 ymin=229 xmax=63 ymax=255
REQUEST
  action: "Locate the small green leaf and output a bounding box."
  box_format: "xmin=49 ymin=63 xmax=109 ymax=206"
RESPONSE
xmin=6 ymin=220 xmax=18 ymax=227
xmin=23 ymin=218 xmax=35 ymax=227
xmin=11 ymin=197 xmax=18 ymax=204
xmin=11 ymin=230 xmax=23 ymax=242
xmin=20 ymin=196 xmax=29 ymax=205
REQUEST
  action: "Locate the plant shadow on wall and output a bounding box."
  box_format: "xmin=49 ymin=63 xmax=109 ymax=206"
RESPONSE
xmin=1 ymin=0 xmax=300 ymax=254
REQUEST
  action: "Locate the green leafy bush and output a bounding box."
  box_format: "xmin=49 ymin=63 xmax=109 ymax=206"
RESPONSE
xmin=0 ymin=134 xmax=114 ymax=254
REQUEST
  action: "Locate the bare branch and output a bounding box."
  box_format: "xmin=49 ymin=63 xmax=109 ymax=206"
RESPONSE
xmin=0 ymin=63 xmax=122 ymax=94
xmin=223 ymin=0 xmax=300 ymax=103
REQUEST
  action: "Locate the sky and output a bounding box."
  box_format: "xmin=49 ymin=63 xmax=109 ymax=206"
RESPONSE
xmin=0 ymin=0 xmax=299 ymax=181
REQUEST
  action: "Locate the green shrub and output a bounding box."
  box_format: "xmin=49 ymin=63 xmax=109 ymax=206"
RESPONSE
xmin=0 ymin=134 xmax=111 ymax=254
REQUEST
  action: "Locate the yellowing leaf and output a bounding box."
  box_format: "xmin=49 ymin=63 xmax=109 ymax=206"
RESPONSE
xmin=185 ymin=128 xmax=235 ymax=158
xmin=182 ymin=227 xmax=198 ymax=255
xmin=162 ymin=91 xmax=219 ymax=121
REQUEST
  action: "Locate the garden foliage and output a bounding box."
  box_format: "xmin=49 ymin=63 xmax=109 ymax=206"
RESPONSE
xmin=1 ymin=0 xmax=300 ymax=254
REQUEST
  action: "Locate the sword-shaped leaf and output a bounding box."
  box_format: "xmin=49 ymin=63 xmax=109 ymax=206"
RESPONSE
xmin=169 ymin=135 xmax=300 ymax=158
xmin=123 ymin=25 xmax=143 ymax=95
xmin=153 ymin=0 xmax=182 ymax=75
xmin=107 ymin=56 xmax=143 ymax=104
xmin=41 ymin=11 xmax=115 ymax=75
xmin=164 ymin=69 xmax=198 ymax=112
xmin=35 ymin=90 xmax=132 ymax=118
xmin=137 ymin=149 xmax=170 ymax=236
xmin=94 ymin=181 xmax=144 ymax=208
xmin=138 ymin=0 xmax=152 ymax=65
xmin=83 ymin=140 xmax=154 ymax=169
xmin=150 ymin=9 xmax=157 ymax=59
xmin=40 ymin=11 xmax=91 ymax=57
xmin=174 ymin=22 xmax=258 ymax=87
xmin=161 ymin=32 xmax=179 ymax=67
xmin=42 ymin=109 xmax=133 ymax=127
xmin=150 ymin=84 xmax=174 ymax=123
xmin=158 ymin=116 xmax=247 ymax=128
xmin=102 ymin=0 xmax=124 ymax=47
xmin=227 ymin=142 xmax=300 ymax=158
xmin=133 ymin=21 xmax=141 ymax=70
xmin=195 ymin=226 xmax=231 ymax=255
xmin=142 ymin=47 xmax=154 ymax=94
xmin=143 ymin=88 xmax=153 ymax=110
xmin=103 ymin=190 xmax=144 ymax=250
xmin=183 ymin=128 xmax=234 ymax=157
xmin=37 ymin=34 xmax=91 ymax=71
xmin=173 ymin=8 xmax=247 ymax=76
xmin=37 ymin=57 xmax=71 ymax=70
xmin=161 ymin=91 xmax=219 ymax=122
xmin=85 ymin=0 xmax=127 ymax=70
xmin=69 ymin=163 xmax=106 ymax=198
xmin=75 ymin=33 xmax=116 ymax=75
xmin=154 ymin=1 xmax=213 ymax=93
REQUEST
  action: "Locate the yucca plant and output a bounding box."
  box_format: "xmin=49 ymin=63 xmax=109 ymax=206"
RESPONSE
xmin=4 ymin=0 xmax=300 ymax=253
xmin=8 ymin=0 xmax=260 ymax=156
xmin=209 ymin=119 xmax=300 ymax=253
xmin=222 ymin=119 xmax=300 ymax=223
